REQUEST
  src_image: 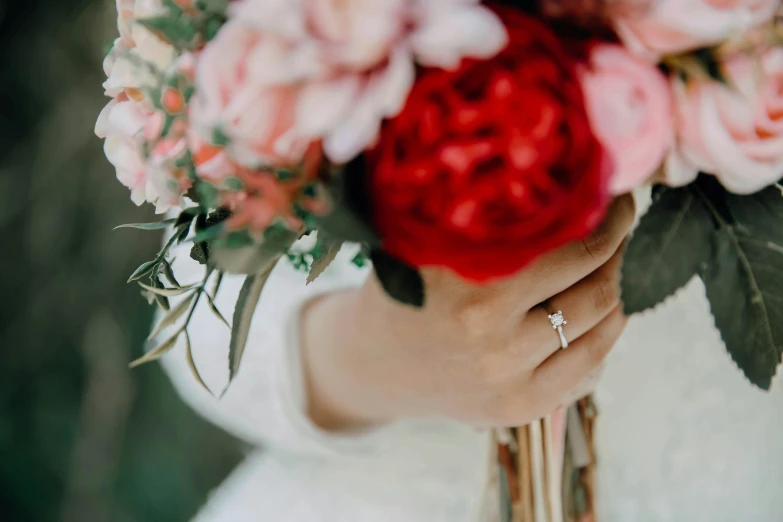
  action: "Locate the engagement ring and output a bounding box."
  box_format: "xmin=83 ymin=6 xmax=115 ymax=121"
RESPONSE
xmin=548 ymin=310 xmax=568 ymax=349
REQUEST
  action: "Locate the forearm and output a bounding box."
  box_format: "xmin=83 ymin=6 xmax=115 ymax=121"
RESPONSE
xmin=300 ymin=287 xmax=411 ymax=431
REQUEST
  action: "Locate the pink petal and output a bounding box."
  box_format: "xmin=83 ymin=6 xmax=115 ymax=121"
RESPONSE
xmin=323 ymin=47 xmax=414 ymax=162
xmin=412 ymin=3 xmax=507 ymax=69
xmin=296 ymin=75 xmax=362 ymax=137
xmin=664 ymin=147 xmax=700 ymax=187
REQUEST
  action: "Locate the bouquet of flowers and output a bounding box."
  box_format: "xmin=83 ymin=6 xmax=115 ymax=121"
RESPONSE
xmin=97 ymin=0 xmax=782 ymax=519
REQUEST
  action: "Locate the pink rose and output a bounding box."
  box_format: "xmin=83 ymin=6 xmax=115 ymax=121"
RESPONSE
xmin=105 ymin=0 xmax=175 ymax=108
xmin=297 ymin=0 xmax=508 ymax=162
xmin=96 ymin=95 xmax=190 ymax=212
xmin=667 ymin=47 xmax=783 ymax=194
xmin=613 ymin=0 xmax=779 ymax=58
xmin=188 ymin=21 xmax=316 ymax=169
xmin=194 ymin=0 xmax=507 ymax=165
xmin=580 ymin=44 xmax=674 ymax=194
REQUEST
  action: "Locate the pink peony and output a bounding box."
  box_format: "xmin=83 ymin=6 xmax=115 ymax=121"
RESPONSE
xmin=190 ymin=0 xmax=508 ymax=165
xmin=613 ymin=0 xmax=779 ymax=59
xmin=580 ymin=44 xmax=674 ymax=194
xmin=666 ymin=47 xmax=783 ymax=194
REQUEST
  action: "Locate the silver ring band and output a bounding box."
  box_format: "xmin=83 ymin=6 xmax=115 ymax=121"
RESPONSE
xmin=548 ymin=310 xmax=568 ymax=349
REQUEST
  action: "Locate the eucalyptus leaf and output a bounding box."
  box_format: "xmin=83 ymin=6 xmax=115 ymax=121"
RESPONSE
xmin=130 ymin=330 xmax=181 ymax=368
xmin=184 ymin=331 xmax=213 ymax=395
xmin=370 ymin=249 xmax=424 ymax=308
xmin=147 ymin=292 xmax=196 ymax=340
xmin=161 ymin=260 xmax=182 ymax=288
xmin=175 ymin=223 xmax=191 ymax=245
xmin=114 ymin=219 xmax=176 ymax=231
xmin=226 ymin=259 xmax=280 ymax=387
xmin=138 ymin=281 xmax=198 ymax=297
xmin=211 ymin=271 xmax=224 ymax=298
xmin=205 ymin=272 xmax=229 ymax=328
xmin=307 ymin=241 xmax=343 ymax=285
xmin=150 ymin=269 xmax=170 ymax=310
xmin=205 ymin=292 xmax=230 ymax=329
xmin=621 ymin=186 xmax=715 ymax=314
xmin=127 ymin=259 xmax=158 ymax=283
xmin=154 ymin=294 xmax=171 ymax=311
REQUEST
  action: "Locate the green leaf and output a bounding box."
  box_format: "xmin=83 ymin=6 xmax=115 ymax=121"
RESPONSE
xmin=223 ymin=176 xmax=244 ymax=191
xmin=138 ymin=15 xmax=198 ymax=50
xmin=212 ymin=229 xmax=254 ymax=249
xmin=138 ymin=281 xmax=198 ymax=297
xmin=175 ymin=207 xmax=200 ymax=227
xmin=130 ymin=330 xmax=181 ymax=368
xmin=212 ymin=128 xmax=230 ymax=146
xmin=370 ymin=249 xmax=424 ymax=308
xmin=184 ymin=331 xmax=213 ymax=396
xmin=190 ymin=242 xmax=208 ymax=265
xmin=161 ymin=260 xmax=182 ymax=288
xmin=205 ymin=292 xmax=230 ymax=329
xmin=700 ymin=184 xmax=783 ymax=390
xmin=725 ymin=183 xmax=783 ymax=238
xmin=211 ymin=271 xmax=224 ymax=298
xmin=226 ymin=260 xmax=280 ymax=388
xmin=175 ymin=224 xmax=191 ymax=245
xmin=621 ymin=186 xmax=716 ymax=314
xmin=154 ymin=294 xmax=170 ymax=311
xmin=205 ymin=272 xmax=230 ymax=328
xmin=691 ymin=48 xmax=729 ymax=85
xmin=316 ymin=206 xmax=378 ymax=244
xmin=114 ymin=219 xmax=177 ymax=231
xmin=147 ymin=292 xmax=196 ymax=340
xmin=194 ymin=180 xmax=220 ymax=209
xmin=196 ymin=0 xmax=228 ymax=14
xmin=351 ymin=252 xmax=369 ymax=268
xmin=149 ymin=274 xmax=171 ymax=310
xmin=307 ymin=240 xmax=343 ymax=285
xmin=211 ymin=228 xmax=297 ymax=275
xmin=203 ymin=16 xmax=224 ymax=41
xmin=128 ymin=259 xmax=159 ymax=283
xmin=191 ymin=222 xmax=225 ymax=244
xmin=315 ymin=159 xmax=380 ymax=244
xmin=702 ymin=227 xmax=783 ymax=390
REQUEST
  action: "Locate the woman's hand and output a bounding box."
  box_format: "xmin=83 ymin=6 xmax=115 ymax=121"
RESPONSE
xmin=301 ymin=195 xmax=635 ymax=431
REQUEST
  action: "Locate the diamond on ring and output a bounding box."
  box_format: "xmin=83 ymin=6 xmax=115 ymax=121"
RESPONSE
xmin=548 ymin=310 xmax=567 ymax=329
xmin=548 ymin=310 xmax=569 ymax=349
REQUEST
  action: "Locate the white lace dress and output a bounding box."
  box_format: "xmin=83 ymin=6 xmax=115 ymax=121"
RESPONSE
xmin=161 ymin=240 xmax=783 ymax=522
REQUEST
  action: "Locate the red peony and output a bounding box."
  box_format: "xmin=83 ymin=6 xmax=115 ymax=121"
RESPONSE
xmin=368 ymin=5 xmax=612 ymax=282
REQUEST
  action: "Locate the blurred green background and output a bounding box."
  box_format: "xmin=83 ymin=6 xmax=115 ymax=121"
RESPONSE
xmin=0 ymin=1 xmax=243 ymax=521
